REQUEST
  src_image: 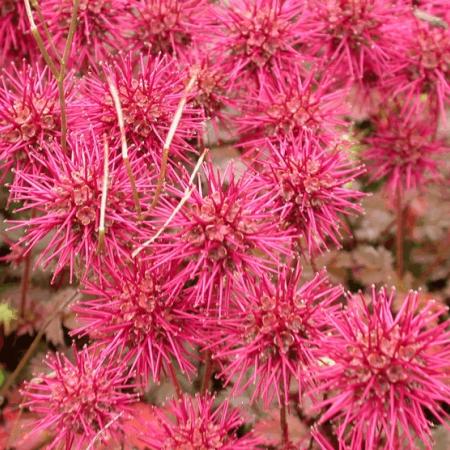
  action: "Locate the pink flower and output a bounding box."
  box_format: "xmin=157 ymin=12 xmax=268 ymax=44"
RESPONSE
xmin=304 ymin=0 xmax=410 ymax=83
xmin=149 ymin=162 xmax=291 ymax=315
xmin=142 ymin=393 xmax=260 ymax=449
xmin=238 ymin=64 xmax=347 ymax=149
xmin=209 ymin=265 xmax=343 ymax=406
xmin=385 ymin=17 xmax=450 ymax=119
xmin=73 ymin=258 xmax=198 ymax=385
xmin=253 ymin=137 xmax=364 ymax=254
xmin=7 ymin=136 xmax=151 ymax=282
xmin=313 ymin=287 xmax=450 ymax=449
xmin=0 ymin=0 xmax=36 ymax=65
xmin=127 ymin=0 xmax=208 ymax=59
xmin=0 ymin=63 xmax=70 ymax=188
xmin=43 ymin=0 xmax=130 ymax=70
xmin=363 ymin=109 xmax=446 ymax=197
xmin=187 ymin=52 xmax=236 ymax=124
xmin=208 ymin=0 xmax=306 ymax=88
xmin=21 ymin=345 xmax=138 ymax=449
xmin=76 ymin=53 xmax=202 ymax=165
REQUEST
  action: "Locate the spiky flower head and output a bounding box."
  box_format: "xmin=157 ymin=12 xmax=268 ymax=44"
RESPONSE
xmin=74 ymin=258 xmax=198 ymax=385
xmin=363 ymin=109 xmax=446 ymax=197
xmin=77 ymin=53 xmax=202 ymax=165
xmin=150 ymin=162 xmax=290 ymax=315
xmin=209 ymin=265 xmax=343 ymax=407
xmin=128 ymin=0 xmax=208 ymax=58
xmin=208 ymin=0 xmax=305 ymax=86
xmin=0 ymin=63 xmax=69 ymax=186
xmin=313 ymin=287 xmax=450 ymax=449
xmin=142 ymin=394 xmax=259 ymax=449
xmin=238 ymin=65 xmax=346 ymax=150
xmin=7 ymin=136 xmax=151 ymax=282
xmin=0 ymin=0 xmax=36 ymax=65
xmin=386 ymin=17 xmax=450 ymax=119
xmin=254 ymin=137 xmax=364 ymax=254
xmin=43 ymin=0 xmax=129 ymax=70
xmin=186 ymin=52 xmax=235 ymax=122
xmin=305 ymin=0 xmax=410 ymax=83
xmin=21 ymin=345 xmax=138 ymax=449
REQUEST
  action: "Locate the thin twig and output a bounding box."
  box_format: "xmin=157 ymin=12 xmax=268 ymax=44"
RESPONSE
xmin=98 ymin=135 xmax=109 ymax=253
xmin=20 ymin=209 xmax=35 ymax=317
xmin=200 ymin=350 xmax=213 ymax=395
xmin=24 ymin=0 xmax=59 ymax=78
xmin=61 ymin=0 xmax=80 ymax=68
xmin=280 ymin=378 xmax=289 ymax=446
xmin=85 ymin=412 xmax=124 ymax=450
xmin=19 ymin=251 xmax=32 ymax=317
xmin=414 ymin=8 xmax=448 ymax=29
xmin=168 ymin=363 xmax=183 ymax=399
xmin=58 ymin=0 xmax=80 ymax=152
xmin=280 ymin=398 xmax=289 ymax=446
xmin=132 ymin=148 xmax=208 ymax=258
xmin=0 ymin=291 xmax=79 ymax=401
xmin=395 ymin=186 xmax=404 ymax=279
xmin=31 ymin=0 xmax=61 ymax=62
xmin=108 ymin=77 xmax=143 ymax=220
xmin=24 ymin=0 xmax=80 ymax=152
xmin=151 ymin=70 xmax=198 ymax=208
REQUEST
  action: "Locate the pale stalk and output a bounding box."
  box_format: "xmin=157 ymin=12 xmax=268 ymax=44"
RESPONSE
xmin=86 ymin=412 xmax=124 ymax=450
xmin=151 ymin=70 xmax=199 ymax=208
xmin=24 ymin=0 xmax=80 ymax=152
xmin=58 ymin=0 xmax=80 ymax=152
xmin=108 ymin=77 xmax=143 ymax=220
xmin=98 ymin=135 xmax=110 ymax=252
xmin=24 ymin=0 xmax=58 ymax=78
xmin=132 ymin=148 xmax=208 ymax=258
xmin=31 ymin=0 xmax=61 ymax=62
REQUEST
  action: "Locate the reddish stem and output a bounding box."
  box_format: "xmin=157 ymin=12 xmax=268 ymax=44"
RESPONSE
xmin=201 ymin=350 xmax=213 ymax=395
xmin=168 ymin=362 xmax=183 ymax=399
xmin=280 ymin=401 xmax=289 ymax=446
xmin=19 ymin=250 xmax=32 ymax=318
xmin=395 ymin=187 xmax=404 ymax=279
xmin=280 ymin=383 xmax=289 ymax=446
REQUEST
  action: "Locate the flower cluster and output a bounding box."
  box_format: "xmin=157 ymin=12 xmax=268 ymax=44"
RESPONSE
xmin=143 ymin=394 xmax=260 ymax=449
xmin=304 ymin=0 xmax=410 ymax=83
xmin=7 ymin=136 xmax=152 ymax=281
xmin=314 ymin=288 xmax=450 ymax=449
xmin=43 ymin=0 xmax=130 ymax=70
xmin=208 ymin=0 xmax=306 ymax=86
xmin=2 ymin=0 xmax=449 ymax=449
xmin=21 ymin=346 xmax=137 ymax=449
xmin=238 ymin=65 xmax=346 ymax=150
xmin=0 ymin=63 xmax=68 ymax=184
xmin=208 ymin=265 xmax=342 ymax=406
xmin=74 ymin=259 xmax=198 ymax=384
xmin=127 ymin=0 xmax=208 ymax=58
xmin=76 ymin=53 xmax=202 ymax=164
xmin=364 ymin=107 xmax=446 ymax=196
xmin=150 ymin=163 xmax=290 ymax=314
xmin=253 ymin=137 xmax=364 ymax=254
